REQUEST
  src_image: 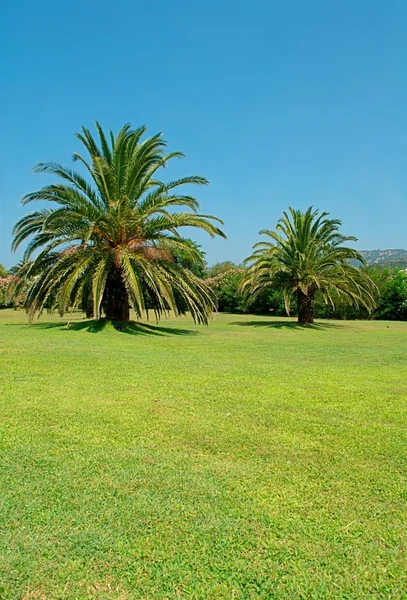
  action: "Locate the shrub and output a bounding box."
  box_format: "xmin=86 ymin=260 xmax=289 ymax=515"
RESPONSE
xmin=206 ymin=262 xmax=238 ymax=278
xmin=0 ymin=276 xmax=15 ymax=308
xmin=206 ymin=269 xmax=246 ymax=312
xmin=376 ymin=268 xmax=407 ymax=320
xmin=206 ymin=268 xmax=290 ymax=315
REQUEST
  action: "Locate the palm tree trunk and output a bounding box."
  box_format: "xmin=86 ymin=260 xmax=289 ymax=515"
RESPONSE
xmin=297 ymin=290 xmax=314 ymax=325
xmin=105 ymin=269 xmax=130 ymax=321
xmin=85 ymin=298 xmax=94 ymax=319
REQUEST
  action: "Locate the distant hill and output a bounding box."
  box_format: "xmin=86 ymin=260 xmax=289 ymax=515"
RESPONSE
xmin=359 ymin=249 xmax=407 ymax=269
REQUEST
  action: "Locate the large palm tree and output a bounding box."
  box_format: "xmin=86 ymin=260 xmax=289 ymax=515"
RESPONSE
xmin=242 ymin=207 xmax=376 ymax=325
xmin=12 ymin=123 xmax=226 ymax=324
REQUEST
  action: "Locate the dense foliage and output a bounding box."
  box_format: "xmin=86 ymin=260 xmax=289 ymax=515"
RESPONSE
xmin=206 ymin=269 xmax=289 ymax=315
xmin=0 ymin=277 xmax=12 ymax=308
xmin=377 ymin=268 xmax=407 ymax=320
xmin=206 ymin=261 xmax=237 ymax=278
xmin=206 ymin=269 xmax=246 ymax=313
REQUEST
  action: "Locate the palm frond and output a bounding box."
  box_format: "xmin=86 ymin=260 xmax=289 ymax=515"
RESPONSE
xmin=12 ymin=122 xmax=225 ymax=323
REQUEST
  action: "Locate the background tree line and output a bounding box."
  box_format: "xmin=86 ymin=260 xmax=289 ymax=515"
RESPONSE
xmin=3 ymin=254 xmax=406 ymax=321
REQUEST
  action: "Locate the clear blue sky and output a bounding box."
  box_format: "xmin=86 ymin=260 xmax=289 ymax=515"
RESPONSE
xmin=1 ymin=0 xmax=406 ymax=268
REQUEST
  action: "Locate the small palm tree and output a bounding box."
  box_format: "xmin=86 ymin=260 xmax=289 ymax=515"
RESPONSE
xmin=12 ymin=123 xmax=226 ymax=324
xmin=242 ymin=207 xmax=376 ymax=325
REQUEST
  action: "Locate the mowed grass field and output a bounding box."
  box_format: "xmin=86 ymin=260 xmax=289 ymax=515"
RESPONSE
xmin=1 ymin=309 xmax=406 ymax=599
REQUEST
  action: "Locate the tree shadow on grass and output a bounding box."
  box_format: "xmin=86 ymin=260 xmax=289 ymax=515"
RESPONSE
xmin=228 ymin=319 xmax=342 ymax=330
xmin=31 ymin=319 xmax=197 ymax=336
xmin=31 ymin=319 xmax=107 ymax=333
xmin=112 ymin=321 xmax=197 ymax=336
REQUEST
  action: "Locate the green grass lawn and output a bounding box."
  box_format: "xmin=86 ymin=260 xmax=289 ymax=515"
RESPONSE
xmin=1 ymin=309 xmax=406 ymax=599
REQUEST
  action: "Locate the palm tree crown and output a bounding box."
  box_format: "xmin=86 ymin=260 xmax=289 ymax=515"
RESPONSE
xmin=12 ymin=122 xmax=226 ymax=323
xmin=242 ymin=207 xmax=376 ymax=324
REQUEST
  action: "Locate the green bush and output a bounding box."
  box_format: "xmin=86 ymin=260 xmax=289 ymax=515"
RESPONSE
xmin=0 ymin=276 xmax=14 ymax=308
xmin=375 ymin=268 xmax=407 ymax=320
xmin=206 ymin=269 xmax=246 ymax=312
xmin=206 ymin=269 xmax=290 ymax=315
